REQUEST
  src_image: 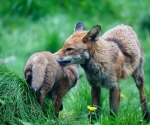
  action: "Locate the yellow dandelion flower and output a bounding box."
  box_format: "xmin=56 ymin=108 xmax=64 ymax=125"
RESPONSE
xmin=87 ymin=106 xmax=97 ymax=112
xmin=120 ymin=93 xmax=126 ymax=98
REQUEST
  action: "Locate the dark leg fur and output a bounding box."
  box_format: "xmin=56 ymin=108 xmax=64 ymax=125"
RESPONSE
xmin=52 ymin=95 xmax=63 ymax=117
xmin=109 ymin=86 xmax=120 ymax=116
xmin=132 ymin=63 xmax=150 ymax=123
xmin=37 ymin=89 xmax=47 ymax=106
xmin=91 ymin=86 xmax=101 ymax=114
xmin=59 ymin=104 xmax=63 ymax=111
xmin=25 ymin=71 xmax=32 ymax=86
xmin=89 ymin=86 xmax=101 ymax=122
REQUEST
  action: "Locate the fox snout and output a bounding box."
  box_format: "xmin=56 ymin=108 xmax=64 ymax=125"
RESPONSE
xmin=55 ymin=56 xmax=71 ymax=66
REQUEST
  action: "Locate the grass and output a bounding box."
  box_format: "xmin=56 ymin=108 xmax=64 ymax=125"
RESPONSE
xmin=0 ymin=61 xmax=46 ymax=124
xmin=1 ymin=0 xmax=150 ymax=124
xmin=0 ymin=62 xmax=147 ymax=125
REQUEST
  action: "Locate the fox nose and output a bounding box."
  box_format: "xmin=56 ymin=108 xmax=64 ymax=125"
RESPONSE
xmin=55 ymin=56 xmax=71 ymax=66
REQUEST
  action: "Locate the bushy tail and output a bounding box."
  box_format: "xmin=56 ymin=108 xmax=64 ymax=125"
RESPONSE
xmin=31 ymin=61 xmax=47 ymax=91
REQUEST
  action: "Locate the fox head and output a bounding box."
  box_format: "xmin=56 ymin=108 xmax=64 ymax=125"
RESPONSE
xmin=55 ymin=22 xmax=101 ymax=66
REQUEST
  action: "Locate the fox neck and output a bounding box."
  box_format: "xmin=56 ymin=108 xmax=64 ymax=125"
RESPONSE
xmin=84 ymin=38 xmax=111 ymax=64
xmin=80 ymin=58 xmax=106 ymax=87
xmin=80 ymin=38 xmax=118 ymax=84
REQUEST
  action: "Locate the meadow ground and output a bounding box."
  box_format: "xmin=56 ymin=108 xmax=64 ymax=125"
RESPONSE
xmin=0 ymin=0 xmax=150 ymax=124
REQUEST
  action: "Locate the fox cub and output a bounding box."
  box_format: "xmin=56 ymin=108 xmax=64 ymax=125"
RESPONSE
xmin=24 ymin=51 xmax=78 ymax=116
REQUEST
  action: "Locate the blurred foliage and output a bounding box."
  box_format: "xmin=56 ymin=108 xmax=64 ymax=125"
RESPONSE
xmin=0 ymin=0 xmax=121 ymax=20
xmin=0 ymin=0 xmax=138 ymax=24
xmin=139 ymin=12 xmax=150 ymax=32
xmin=0 ymin=0 xmax=150 ymax=124
xmin=0 ymin=0 xmax=51 ymax=19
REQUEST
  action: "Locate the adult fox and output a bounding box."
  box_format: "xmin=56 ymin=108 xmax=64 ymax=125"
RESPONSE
xmin=24 ymin=51 xmax=78 ymax=117
xmin=55 ymin=22 xmax=150 ymax=122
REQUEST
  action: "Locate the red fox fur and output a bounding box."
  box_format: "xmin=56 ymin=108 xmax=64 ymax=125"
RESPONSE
xmin=55 ymin=22 xmax=150 ymax=122
xmin=24 ymin=51 xmax=78 ymax=117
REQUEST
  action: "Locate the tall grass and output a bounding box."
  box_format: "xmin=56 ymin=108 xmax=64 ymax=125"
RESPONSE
xmin=0 ymin=60 xmax=57 ymax=125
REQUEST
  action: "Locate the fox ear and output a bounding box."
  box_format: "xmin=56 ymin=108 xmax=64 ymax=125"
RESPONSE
xmin=83 ymin=25 xmax=101 ymax=44
xmin=74 ymin=22 xmax=86 ymax=32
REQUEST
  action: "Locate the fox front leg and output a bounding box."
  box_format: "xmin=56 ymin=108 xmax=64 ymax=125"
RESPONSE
xmin=52 ymin=95 xmax=64 ymax=117
xmin=109 ymin=86 xmax=120 ymax=116
xmin=91 ymin=86 xmax=101 ymax=116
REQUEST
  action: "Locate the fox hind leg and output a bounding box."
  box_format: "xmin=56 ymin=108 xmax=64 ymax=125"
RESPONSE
xmin=37 ymin=89 xmax=47 ymax=106
xmin=132 ymin=63 xmax=150 ymax=123
xmin=25 ymin=71 xmax=32 ymax=86
xmin=52 ymin=96 xmax=63 ymax=117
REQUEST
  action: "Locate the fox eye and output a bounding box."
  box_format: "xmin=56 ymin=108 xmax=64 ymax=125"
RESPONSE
xmin=66 ymin=48 xmax=74 ymax=52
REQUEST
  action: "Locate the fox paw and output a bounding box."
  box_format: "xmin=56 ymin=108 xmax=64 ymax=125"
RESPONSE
xmin=144 ymin=111 xmax=150 ymax=123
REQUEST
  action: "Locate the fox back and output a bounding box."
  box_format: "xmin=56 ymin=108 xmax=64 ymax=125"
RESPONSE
xmin=101 ymin=24 xmax=143 ymax=78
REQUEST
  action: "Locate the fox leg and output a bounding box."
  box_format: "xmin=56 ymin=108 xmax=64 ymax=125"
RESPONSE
xmin=52 ymin=95 xmax=63 ymax=117
xmin=38 ymin=80 xmax=55 ymax=106
xmin=109 ymin=86 xmax=120 ymax=116
xmin=59 ymin=103 xmax=63 ymax=111
xmin=52 ymin=83 xmax=69 ymax=117
xmin=91 ymin=86 xmax=101 ymax=115
xmin=132 ymin=65 xmax=150 ymax=123
xmin=37 ymin=89 xmax=47 ymax=106
xmin=25 ymin=71 xmax=32 ymax=86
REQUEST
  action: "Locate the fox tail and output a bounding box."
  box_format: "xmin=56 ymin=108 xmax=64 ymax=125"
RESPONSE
xmin=31 ymin=60 xmax=48 ymax=91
